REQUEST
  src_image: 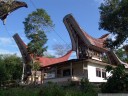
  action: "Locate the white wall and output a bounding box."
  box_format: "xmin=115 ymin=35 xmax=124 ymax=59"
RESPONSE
xmin=87 ymin=63 xmax=110 ymax=82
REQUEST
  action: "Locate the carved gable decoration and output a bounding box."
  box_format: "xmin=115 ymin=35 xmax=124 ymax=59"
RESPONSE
xmin=0 ymin=0 xmax=27 ymax=24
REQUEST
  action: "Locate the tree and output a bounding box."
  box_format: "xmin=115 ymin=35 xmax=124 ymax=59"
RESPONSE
xmin=0 ymin=56 xmax=7 ymax=85
xmin=99 ymin=0 xmax=128 ymax=48
xmin=23 ymin=9 xmax=54 ymax=83
xmin=101 ymin=65 xmax=128 ymax=93
xmin=124 ymin=45 xmax=128 ymax=54
xmin=53 ymin=44 xmax=71 ymax=57
xmin=116 ymin=48 xmax=128 ymax=63
xmin=3 ymin=54 xmax=22 ymax=81
xmin=23 ymin=9 xmax=54 ymax=56
xmin=0 ymin=54 xmax=22 ymax=85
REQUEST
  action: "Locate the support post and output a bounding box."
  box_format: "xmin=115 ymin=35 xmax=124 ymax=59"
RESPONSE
xmin=55 ymin=65 xmax=57 ymax=78
xmin=41 ymin=69 xmax=44 ymax=84
xmin=76 ymin=36 xmax=79 ymax=59
xmin=21 ymin=62 xmax=25 ymax=83
xmin=70 ymin=62 xmax=73 ymax=77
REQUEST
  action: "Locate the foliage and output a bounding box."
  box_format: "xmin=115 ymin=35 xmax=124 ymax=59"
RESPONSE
xmin=53 ymin=44 xmax=71 ymax=57
xmin=101 ymin=65 xmax=128 ymax=93
xmin=0 ymin=54 xmax=22 ymax=85
xmin=124 ymin=45 xmax=128 ymax=53
xmin=23 ymin=8 xmax=54 ymax=57
xmin=23 ymin=8 xmax=54 ymax=83
xmin=116 ymin=48 xmax=128 ymax=63
xmin=0 ymin=63 xmax=7 ymax=83
xmin=0 ymin=82 xmax=98 ymax=96
xmin=0 ymin=87 xmax=39 ymax=96
xmin=99 ymin=0 xmax=128 ymax=48
xmin=102 ymin=53 xmax=109 ymax=63
xmin=39 ymin=83 xmax=97 ymax=96
xmin=39 ymin=84 xmax=65 ymax=96
xmin=80 ymin=78 xmax=97 ymax=94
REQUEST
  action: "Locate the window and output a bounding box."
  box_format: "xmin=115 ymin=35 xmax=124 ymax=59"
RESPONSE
xmin=57 ymin=69 xmax=61 ymax=75
xmin=96 ymin=68 xmax=101 ymax=77
xmin=102 ymin=69 xmax=106 ymax=78
xmin=63 ymin=69 xmax=70 ymax=76
xmin=57 ymin=69 xmax=61 ymax=77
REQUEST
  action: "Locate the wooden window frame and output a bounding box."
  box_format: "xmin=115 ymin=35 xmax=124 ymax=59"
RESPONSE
xmin=96 ymin=68 xmax=101 ymax=77
xmin=102 ymin=69 xmax=106 ymax=78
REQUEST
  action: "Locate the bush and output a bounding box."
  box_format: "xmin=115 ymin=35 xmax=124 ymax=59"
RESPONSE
xmin=80 ymin=78 xmax=97 ymax=94
xmin=0 ymin=87 xmax=39 ymax=96
xmin=39 ymin=82 xmax=97 ymax=96
xmin=0 ymin=81 xmax=98 ymax=96
xmin=101 ymin=65 xmax=128 ymax=93
xmin=39 ymin=83 xmax=65 ymax=96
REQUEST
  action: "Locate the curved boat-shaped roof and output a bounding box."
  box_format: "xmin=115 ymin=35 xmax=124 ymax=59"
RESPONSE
xmin=63 ymin=14 xmax=128 ymax=66
xmin=63 ymin=14 xmax=109 ymax=52
xmin=83 ymin=30 xmax=109 ymax=50
xmin=13 ymin=33 xmax=72 ymax=67
xmin=37 ymin=50 xmax=72 ymax=67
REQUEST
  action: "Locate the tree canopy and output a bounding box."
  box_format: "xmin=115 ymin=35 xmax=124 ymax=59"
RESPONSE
xmin=23 ymin=9 xmax=54 ymax=83
xmin=53 ymin=44 xmax=71 ymax=57
xmin=101 ymin=65 xmax=128 ymax=93
xmin=116 ymin=48 xmax=128 ymax=63
xmin=23 ymin=8 xmax=54 ymax=57
xmin=0 ymin=54 xmax=22 ymax=84
xmin=99 ymin=0 xmax=128 ymax=48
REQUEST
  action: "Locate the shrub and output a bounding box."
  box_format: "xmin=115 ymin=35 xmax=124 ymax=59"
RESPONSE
xmin=80 ymin=78 xmax=96 ymax=92
xmin=39 ymin=83 xmax=65 ymax=96
xmin=101 ymin=65 xmax=128 ymax=93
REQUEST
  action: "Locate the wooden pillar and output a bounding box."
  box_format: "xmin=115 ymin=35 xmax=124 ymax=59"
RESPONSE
xmin=82 ymin=60 xmax=84 ymax=76
xmin=21 ymin=62 xmax=25 ymax=83
xmin=55 ymin=65 xmax=57 ymax=78
xmin=70 ymin=62 xmax=72 ymax=77
xmin=76 ymin=36 xmax=79 ymax=59
xmin=40 ymin=69 xmax=44 ymax=84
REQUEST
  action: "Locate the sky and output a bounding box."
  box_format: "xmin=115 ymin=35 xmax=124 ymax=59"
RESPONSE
xmin=0 ymin=0 xmax=107 ymax=58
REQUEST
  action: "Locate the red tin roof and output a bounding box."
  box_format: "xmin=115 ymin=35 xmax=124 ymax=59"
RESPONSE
xmin=83 ymin=30 xmax=109 ymax=49
xmin=36 ymin=50 xmax=72 ymax=67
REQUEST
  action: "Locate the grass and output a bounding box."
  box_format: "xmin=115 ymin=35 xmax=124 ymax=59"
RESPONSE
xmin=0 ymin=83 xmax=98 ymax=96
xmin=0 ymin=87 xmax=39 ymax=96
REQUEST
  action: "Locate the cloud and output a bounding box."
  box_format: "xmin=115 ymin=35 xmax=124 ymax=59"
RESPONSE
xmin=44 ymin=49 xmax=56 ymax=57
xmin=53 ymin=38 xmax=57 ymax=42
xmin=0 ymin=37 xmax=12 ymax=45
xmin=94 ymin=0 xmax=104 ymax=4
xmin=0 ymin=37 xmax=19 ymax=49
xmin=0 ymin=49 xmax=21 ymax=57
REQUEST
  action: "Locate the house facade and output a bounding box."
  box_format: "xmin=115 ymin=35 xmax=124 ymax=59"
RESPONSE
xmin=43 ymin=59 xmax=111 ymax=84
xmin=13 ymin=14 xmax=128 ymax=84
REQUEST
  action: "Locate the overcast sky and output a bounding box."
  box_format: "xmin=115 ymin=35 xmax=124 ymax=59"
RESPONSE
xmin=0 ymin=0 xmax=107 ymax=58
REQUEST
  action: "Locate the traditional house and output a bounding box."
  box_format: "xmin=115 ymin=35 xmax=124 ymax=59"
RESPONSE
xmin=13 ymin=14 xmax=128 ymax=84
